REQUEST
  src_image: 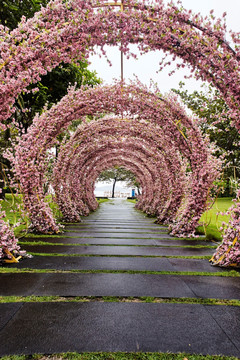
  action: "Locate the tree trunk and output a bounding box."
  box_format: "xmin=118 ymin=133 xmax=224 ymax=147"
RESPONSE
xmin=55 ymin=145 xmax=59 ymax=158
xmin=0 ymin=176 xmax=6 ymax=200
xmin=112 ymin=178 xmax=117 ymax=198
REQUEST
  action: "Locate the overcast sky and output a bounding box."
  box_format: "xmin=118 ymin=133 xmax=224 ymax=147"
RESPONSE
xmin=88 ymin=0 xmax=240 ymax=94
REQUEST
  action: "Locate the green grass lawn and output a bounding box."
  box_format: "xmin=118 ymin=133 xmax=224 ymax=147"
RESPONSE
xmin=197 ymin=197 xmax=233 ymax=241
xmin=0 ymin=194 xmax=109 ymax=237
xmin=0 ymin=193 xmax=62 ymax=237
xmin=127 ymin=198 xmax=137 ymax=203
xmin=97 ymin=198 xmax=110 ymax=205
xmin=127 ymin=197 xmax=233 ymax=242
xmin=0 ymin=352 xmax=239 ymax=360
xmin=0 ymin=193 xmax=29 ymax=237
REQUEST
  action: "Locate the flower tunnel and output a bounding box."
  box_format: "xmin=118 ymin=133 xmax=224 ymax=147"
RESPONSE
xmin=53 ymin=135 xmax=179 ymax=223
xmin=13 ymin=83 xmax=219 ymax=240
xmin=54 ymin=143 xmax=159 ymax=220
xmin=0 ymin=0 xmax=240 ymax=265
xmin=52 ymin=116 xmax=187 ymax=227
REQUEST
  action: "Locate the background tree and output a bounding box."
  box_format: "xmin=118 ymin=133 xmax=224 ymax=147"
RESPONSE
xmin=125 ymin=174 xmax=141 ymax=195
xmin=98 ymin=167 xmax=138 ymax=198
xmin=173 ymin=82 xmax=240 ymax=196
xmin=0 ymin=0 xmax=101 ymax=198
xmin=0 ymin=0 xmax=49 ymax=29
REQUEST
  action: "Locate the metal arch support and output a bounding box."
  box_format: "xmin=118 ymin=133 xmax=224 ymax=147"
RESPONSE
xmin=95 ymin=1 xmax=125 ymax=82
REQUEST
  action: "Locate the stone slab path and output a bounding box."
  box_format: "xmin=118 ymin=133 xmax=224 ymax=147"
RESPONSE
xmin=6 ymin=255 xmax=225 ymax=272
xmin=0 ymin=302 xmax=239 ymax=356
xmin=20 ymin=236 xmax=213 ymax=246
xmin=21 ymin=244 xmax=214 ymax=256
xmin=0 ymin=198 xmax=240 ymax=357
xmin=1 ymin=272 xmax=240 ymax=299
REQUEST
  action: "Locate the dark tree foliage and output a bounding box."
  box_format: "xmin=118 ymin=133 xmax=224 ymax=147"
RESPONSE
xmin=0 ymin=0 xmax=49 ymax=29
xmin=173 ymin=82 xmax=240 ymax=196
xmin=14 ymin=61 xmax=101 ymax=135
xmin=0 ymin=0 xmax=101 ymax=197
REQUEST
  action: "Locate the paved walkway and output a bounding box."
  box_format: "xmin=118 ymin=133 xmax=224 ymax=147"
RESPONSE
xmin=0 ymin=199 xmax=240 ymax=357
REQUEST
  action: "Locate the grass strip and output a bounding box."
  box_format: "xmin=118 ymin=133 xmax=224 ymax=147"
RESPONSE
xmin=22 ymin=252 xmax=212 ymax=260
xmin=24 ymin=234 xmax=211 ymax=242
xmin=24 ymin=234 xmax=81 ymax=238
xmin=0 ymin=295 xmax=240 ymax=307
xmin=64 ymin=230 xmax=169 ymax=234
xmin=0 ymin=352 xmax=239 ymax=360
xmin=96 ymin=198 xmax=110 ymax=204
xmin=21 ymin=237 xmax=213 ymax=243
xmin=26 ymin=235 xmax=178 ymax=240
xmin=18 ymin=241 xmax=217 ymax=249
xmin=1 ymin=268 xmax=239 ymax=277
xmin=64 ymin=226 xmax=168 ymax=229
xmin=61 ymin=235 xmax=173 ymax=240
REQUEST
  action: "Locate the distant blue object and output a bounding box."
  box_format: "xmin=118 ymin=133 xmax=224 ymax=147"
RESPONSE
xmin=132 ymin=189 xmax=135 ymax=197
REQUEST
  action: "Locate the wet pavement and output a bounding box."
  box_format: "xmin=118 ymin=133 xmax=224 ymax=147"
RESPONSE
xmin=0 ymin=302 xmax=239 ymax=356
xmin=1 ymin=272 xmax=240 ymax=299
xmin=0 ymin=199 xmax=240 ymax=357
xmin=21 ymin=244 xmax=215 ymax=256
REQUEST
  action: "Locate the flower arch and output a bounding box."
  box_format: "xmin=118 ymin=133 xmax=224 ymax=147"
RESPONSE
xmin=70 ymin=155 xmax=154 ymax=214
xmin=52 ymin=116 xmax=186 ymax=226
xmin=0 ymin=0 xmax=239 ymax=265
xmin=53 ymin=139 xmax=176 ymax=222
xmin=54 ymin=144 xmax=158 ymax=220
xmin=13 ymin=84 xmax=218 ymax=239
xmin=1 ymin=0 xmax=240 ymax=128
